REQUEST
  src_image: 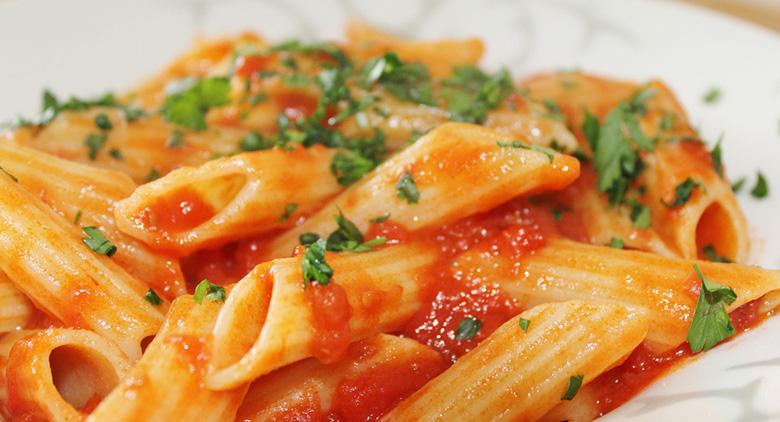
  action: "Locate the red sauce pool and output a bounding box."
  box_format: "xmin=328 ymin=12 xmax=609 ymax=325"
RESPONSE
xmin=272 ymin=90 xmax=319 ymax=122
xmin=305 ymin=282 xmax=353 ymax=364
xmin=136 ymin=187 xmax=214 ymax=233
xmin=234 ymin=54 xmax=275 ymax=77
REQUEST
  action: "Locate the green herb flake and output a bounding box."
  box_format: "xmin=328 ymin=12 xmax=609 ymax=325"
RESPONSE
xmin=496 ymin=141 xmax=555 ymax=163
xmin=73 ymin=210 xmax=83 ymax=225
xmin=94 ymin=113 xmax=113 ymax=130
xmin=326 ymin=210 xmax=386 ymax=252
xmin=543 ymin=99 xmax=565 ymax=121
xmin=363 ymin=52 xmax=434 ymax=106
xmin=370 ymin=213 xmax=391 ymax=224
xmin=193 ymin=279 xmax=226 ymax=304
xmin=750 ymin=171 xmax=768 ymax=199
xmin=731 ymin=177 xmax=747 ymax=193
xmin=686 ymin=264 xmax=736 ymax=353
xmin=562 ymin=375 xmax=584 ymax=400
xmin=630 ymin=202 xmax=651 ymax=229
xmin=84 ymin=133 xmax=108 ymax=160
xmin=396 ymin=171 xmax=420 ymax=204
xmin=610 ymin=237 xmax=624 ymax=249
xmin=302 ymin=238 xmax=333 ymax=286
xmin=456 ymin=317 xmax=482 ymax=340
xmin=299 ymin=232 xmax=320 ymax=246
xmin=162 ymin=77 xmax=231 ymax=131
xmin=108 ymin=148 xmax=123 ymax=161
xmin=146 ymin=168 xmax=160 ymax=183
xmin=663 ymin=178 xmax=701 ymax=208
xmin=331 ymin=150 xmax=375 ymax=186
xmin=703 ymin=244 xmax=732 ymax=263
xmin=439 ymin=66 xmax=514 ymax=123
xmin=518 ymin=317 xmax=531 ymax=332
xmin=710 ymin=136 xmax=724 ymax=178
xmin=703 ymin=87 xmax=722 ymax=104
xmin=145 ymin=289 xmax=163 ymax=306
xmin=551 ymin=207 xmax=567 ymax=221
xmin=659 ymin=111 xmax=676 ymax=131
xmin=0 ymin=166 xmax=18 ymax=182
xmin=280 ymin=203 xmax=298 ymax=222
xmin=166 ymin=130 xmax=185 ymax=149
xmin=81 ymin=226 xmax=117 ymax=257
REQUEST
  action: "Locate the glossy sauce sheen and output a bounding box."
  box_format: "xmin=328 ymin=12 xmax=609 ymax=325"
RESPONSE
xmin=305 ymin=282 xmax=353 ymax=364
xmin=137 ymin=187 xmax=215 ymax=233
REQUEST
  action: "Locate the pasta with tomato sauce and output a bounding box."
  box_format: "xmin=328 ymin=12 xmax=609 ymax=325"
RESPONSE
xmin=0 ymin=23 xmax=775 ymax=422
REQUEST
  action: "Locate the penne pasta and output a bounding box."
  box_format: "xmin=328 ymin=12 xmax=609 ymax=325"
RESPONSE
xmin=0 ymin=330 xmax=33 ymax=420
xmin=236 ymin=334 xmax=447 ymax=421
xmin=454 ymin=237 xmax=780 ymax=352
xmin=384 ymin=300 xmax=649 ymax=421
xmin=0 ymin=272 xmax=33 ymax=333
xmin=0 ymin=141 xmax=185 ymax=297
xmin=88 ymin=293 xmax=249 ymax=422
xmin=261 ymin=122 xmax=580 ymax=260
xmin=206 ymin=241 xmax=439 ymax=390
xmin=5 ymin=329 xmax=130 ymax=421
xmin=114 ymin=145 xmax=341 ymax=257
xmin=0 ymin=174 xmax=165 ymax=360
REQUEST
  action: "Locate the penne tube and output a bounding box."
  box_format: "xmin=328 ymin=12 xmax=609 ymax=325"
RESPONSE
xmin=236 ymin=334 xmax=447 ymax=421
xmin=0 ymin=175 xmax=165 ymax=360
xmin=455 ymin=237 xmax=780 ymax=353
xmin=0 ymin=272 xmax=33 ymax=333
xmin=88 ymin=293 xmax=249 ymax=422
xmin=0 ymin=330 xmax=34 ymax=420
xmin=114 ymin=145 xmax=341 ymax=257
xmin=262 ymin=122 xmax=580 ymax=260
xmin=206 ymin=241 xmax=439 ymax=390
xmin=344 ymin=21 xmax=484 ymax=77
xmin=384 ymin=300 xmax=649 ymax=421
xmin=0 ymin=141 xmax=185 ymax=297
xmin=5 ymin=328 xmax=131 ymax=421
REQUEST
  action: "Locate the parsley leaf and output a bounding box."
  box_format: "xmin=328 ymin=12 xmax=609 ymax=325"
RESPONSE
xmin=396 ymin=171 xmax=420 ymax=204
xmin=302 ymin=238 xmax=333 ymax=286
xmin=703 ymin=87 xmax=722 ymax=104
xmin=108 ymin=148 xmax=123 ymax=161
xmin=239 ymin=132 xmax=273 ymax=152
xmin=456 ymin=317 xmax=482 ymax=340
xmin=166 ymin=130 xmax=185 ymax=149
xmin=84 ymin=133 xmax=107 ymax=160
xmin=731 ymin=177 xmax=747 ymax=193
xmin=686 ymin=264 xmax=736 ymax=353
xmin=363 ymin=52 xmax=434 ymax=105
xmin=542 ymin=99 xmax=565 ymax=121
xmin=610 ymin=237 xmax=624 ymax=249
xmin=703 ymin=244 xmax=732 ymax=263
xmin=94 ymin=113 xmax=113 ymax=130
xmin=518 ymin=317 xmax=531 ymax=332
xmin=73 ymin=210 xmax=83 ymax=225
xmin=280 ymin=203 xmax=298 ymax=222
xmin=162 ymin=77 xmax=231 ymax=131
xmin=562 ymin=375 xmax=584 ymax=400
xmin=81 ymin=226 xmax=117 ymax=257
xmin=369 ymin=213 xmax=391 ymax=224
xmin=663 ymin=178 xmax=700 ymax=208
xmin=331 ymin=150 xmax=375 ymax=186
xmin=630 ymin=202 xmax=651 ymax=229
xmin=750 ymin=171 xmax=768 ymax=199
xmin=582 ymin=110 xmax=600 ymax=152
xmin=326 ymin=210 xmax=387 ymax=252
xmin=496 ymin=141 xmax=555 ymax=163
xmin=710 ymin=136 xmax=724 ymax=178
xmin=145 ymin=289 xmax=163 ymax=306
xmin=439 ymin=66 xmax=513 ymax=124
xmin=299 ymin=232 xmax=320 ymax=246
xmin=193 ymin=279 xmax=226 ymax=304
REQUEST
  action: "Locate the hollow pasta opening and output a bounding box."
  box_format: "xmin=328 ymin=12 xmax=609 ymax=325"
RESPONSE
xmin=49 ymin=345 xmax=121 ymax=412
xmin=695 ymin=202 xmax=738 ymax=262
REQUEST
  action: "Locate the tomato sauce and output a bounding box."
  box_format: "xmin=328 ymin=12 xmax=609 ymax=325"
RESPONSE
xmin=136 ymin=187 xmax=215 ymax=233
xmin=305 ymin=282 xmax=353 ymax=364
xmin=234 ymin=54 xmax=275 ymax=77
xmin=272 ymin=91 xmax=319 ymax=122
xmin=587 ymin=299 xmax=764 ymax=416
xmin=364 ymin=220 xmax=411 ymax=246
xmin=164 ymin=334 xmax=210 ymax=375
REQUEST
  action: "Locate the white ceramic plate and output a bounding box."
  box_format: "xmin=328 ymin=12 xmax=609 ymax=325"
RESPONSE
xmin=1 ymin=0 xmax=779 ymax=419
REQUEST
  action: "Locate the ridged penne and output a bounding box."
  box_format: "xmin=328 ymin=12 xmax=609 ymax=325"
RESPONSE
xmin=0 ymin=141 xmax=185 ymax=297
xmin=384 ymin=300 xmax=649 ymax=421
xmin=455 ymin=238 xmax=780 ymax=352
xmin=262 ymin=122 xmax=580 ymax=260
xmin=0 ymin=175 xmax=165 ymax=360
xmin=0 ymin=330 xmax=33 ymax=420
xmin=0 ymin=272 xmax=33 ymax=333
xmin=114 ymin=145 xmax=341 ymax=256
xmin=206 ymin=242 xmax=438 ymax=390
xmin=236 ymin=334 xmax=446 ymax=421
xmin=5 ymin=329 xmax=130 ymax=421
xmin=88 ymin=294 xmax=249 ymax=422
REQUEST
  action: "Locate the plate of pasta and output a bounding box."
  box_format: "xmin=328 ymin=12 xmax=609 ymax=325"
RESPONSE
xmin=1 ymin=0 xmax=780 ymax=420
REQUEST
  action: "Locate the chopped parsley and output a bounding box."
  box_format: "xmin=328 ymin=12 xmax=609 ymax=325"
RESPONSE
xmin=562 ymin=375 xmax=584 ymax=400
xmin=663 ymin=178 xmax=700 ymax=208
xmin=686 ymin=264 xmax=736 ymax=353
xmin=456 ymin=317 xmax=482 ymax=340
xmin=162 ymin=77 xmax=231 ymax=131
xmin=439 ymin=66 xmax=513 ymax=124
xmin=37 ymin=90 xmax=141 ymax=125
xmin=94 ymin=113 xmax=112 ymax=130
xmin=73 ymin=210 xmax=83 ymax=225
xmin=193 ymin=279 xmax=226 ymax=304
xmin=166 ymin=130 xmax=185 ymax=149
xmin=369 ymin=213 xmax=391 ymax=224
xmin=302 ymin=238 xmax=333 ymax=286
xmin=326 ymin=210 xmax=387 ymax=252
xmin=702 ymin=87 xmax=722 ymax=104
xmin=710 ymin=136 xmax=724 ymax=178
xmin=629 ymin=202 xmax=651 ymax=229
xmin=610 ymin=237 xmax=624 ymax=249
xmin=84 ymin=133 xmax=108 ymax=160
xmin=518 ymin=317 xmax=531 ymax=332
xmin=108 ymin=148 xmax=123 ymax=161
xmin=144 ymin=289 xmax=163 ymax=306
xmin=750 ymin=171 xmax=768 ymax=199
xmin=0 ymin=166 xmax=18 ymax=182
xmin=703 ymin=244 xmax=732 ymax=263
xmin=239 ymin=132 xmax=272 ymax=152
xmin=362 ymin=52 xmax=434 ymax=105
xmin=658 ymin=111 xmax=675 ymax=131
xmin=146 ymin=168 xmax=160 ymax=182
xmin=331 ymin=150 xmax=375 ymax=186
xmin=280 ymin=203 xmax=298 ymax=222
xmin=582 ymin=110 xmax=600 ymax=152
xmin=81 ymin=226 xmax=117 ymax=257
xmin=731 ymin=177 xmax=747 ymax=193
xmin=395 ymin=171 xmax=420 ymax=204
xmin=299 ymin=232 xmax=320 ymax=246
xmin=542 ymin=99 xmax=565 ymax=121
xmin=551 ymin=207 xmax=567 ymax=221
xmin=496 ymin=141 xmax=555 ymax=163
